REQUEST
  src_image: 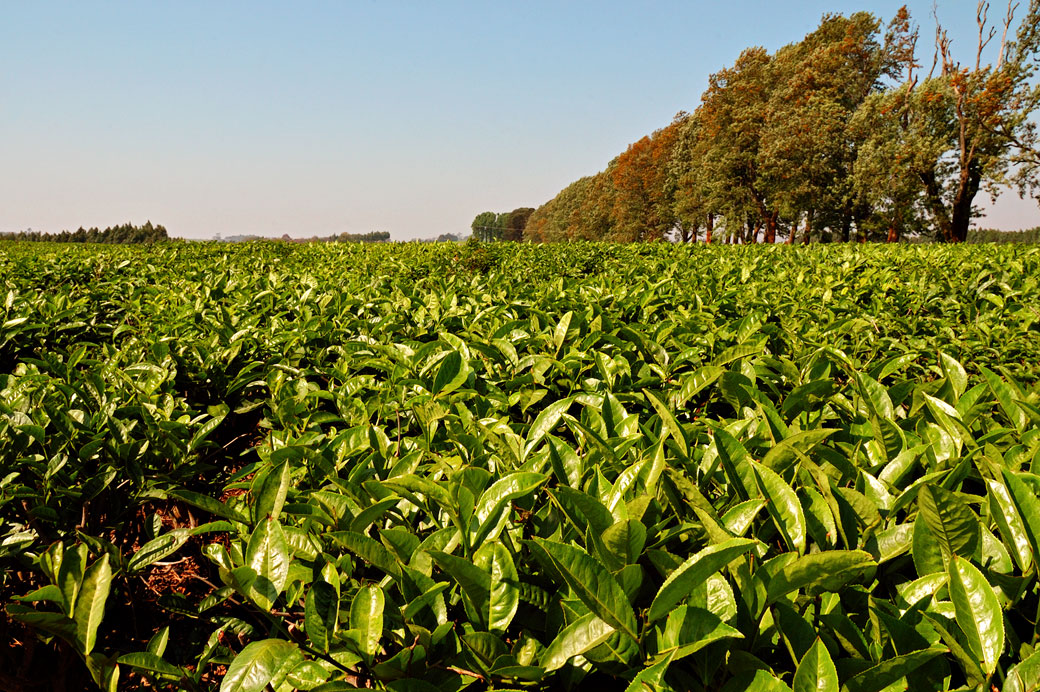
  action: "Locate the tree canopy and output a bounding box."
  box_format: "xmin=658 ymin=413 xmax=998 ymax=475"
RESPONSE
xmin=517 ymin=3 xmax=1040 ymax=243
xmin=470 ymin=208 xmax=536 ymax=241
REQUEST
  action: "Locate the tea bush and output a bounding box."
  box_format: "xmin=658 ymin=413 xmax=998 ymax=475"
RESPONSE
xmin=2 ymin=241 xmax=1039 ymax=691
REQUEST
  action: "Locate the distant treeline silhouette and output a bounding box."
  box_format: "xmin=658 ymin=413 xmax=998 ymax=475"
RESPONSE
xmin=1 ymin=221 xmax=169 ymax=244
xmin=218 ymin=231 xmax=391 ymax=243
xmin=289 ymin=231 xmax=390 ymax=244
xmin=968 ymin=227 xmax=1040 ymax=244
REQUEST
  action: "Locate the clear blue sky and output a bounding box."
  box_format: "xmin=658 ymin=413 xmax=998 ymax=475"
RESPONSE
xmin=2 ymin=1 xmax=1036 ymax=240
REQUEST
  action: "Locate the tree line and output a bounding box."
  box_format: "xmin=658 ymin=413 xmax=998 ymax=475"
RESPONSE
xmin=470 ymin=208 xmax=535 ymax=241
xmin=284 ymin=231 xmax=391 ymax=244
xmin=515 ymin=3 xmax=1040 ymax=244
xmin=0 ymin=221 xmax=170 ymax=244
xmin=969 ymin=226 xmax=1040 ymax=242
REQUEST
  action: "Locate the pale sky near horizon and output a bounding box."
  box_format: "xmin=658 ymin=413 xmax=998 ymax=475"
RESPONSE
xmin=3 ymin=1 xmax=1038 ymax=240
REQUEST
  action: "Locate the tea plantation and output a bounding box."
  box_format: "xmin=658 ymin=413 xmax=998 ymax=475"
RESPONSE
xmin=2 ymin=241 xmax=1040 ymax=691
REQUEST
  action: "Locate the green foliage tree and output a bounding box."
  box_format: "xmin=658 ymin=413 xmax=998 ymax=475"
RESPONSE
xmin=761 ymin=12 xmax=899 ymax=243
xmin=697 ymin=46 xmax=780 ymax=243
xmin=470 ymin=211 xmax=500 ymax=241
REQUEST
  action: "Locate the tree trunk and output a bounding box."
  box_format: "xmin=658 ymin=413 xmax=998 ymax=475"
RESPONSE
xmin=705 ymin=213 xmax=714 ymax=244
xmin=840 ymin=207 xmax=852 ymax=243
xmin=887 ymin=215 xmax=900 ymax=243
xmin=950 ymin=164 xmax=982 ymax=243
xmin=764 ymin=212 xmax=777 ymax=244
xmin=920 ymin=163 xmax=981 ymax=243
xmin=919 ymin=170 xmax=955 ymax=242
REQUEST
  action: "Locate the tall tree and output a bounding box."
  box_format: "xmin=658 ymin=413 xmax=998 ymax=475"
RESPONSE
xmin=471 ymin=211 xmax=499 ymax=241
xmin=669 ymin=111 xmax=711 ymax=242
xmin=501 ymin=208 xmax=534 ymax=241
xmin=698 ymin=47 xmax=781 ymax=242
xmin=856 ymin=2 xmax=1040 ymax=242
xmin=611 ymin=122 xmax=681 ymax=241
xmin=761 ymin=12 xmax=895 ymax=243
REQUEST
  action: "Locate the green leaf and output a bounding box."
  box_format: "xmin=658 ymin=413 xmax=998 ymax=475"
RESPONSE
xmin=674 ymin=365 xmax=724 ymax=407
xmin=986 ymin=477 xmax=1032 ymax=572
xmin=126 ymin=530 xmax=189 ymax=573
xmin=253 ymin=460 xmax=291 ymax=523
xmin=548 ymin=435 xmax=583 ymax=488
xmin=146 ymin=625 xmax=170 ymax=656
xmin=722 ymin=669 xmax=793 ymax=692
xmin=117 ymin=652 xmax=183 ymax=678
xmin=524 ymin=397 xmax=574 ymax=458
xmin=73 ymin=554 xmax=112 ymax=656
xmin=245 ymin=517 xmax=291 ymax=611
xmin=15 ymin=584 xmax=64 ymax=604
xmin=189 ymin=404 xmax=228 ymax=453
xmin=713 ymin=429 xmax=752 ymax=502
xmin=86 ymin=652 xmax=119 ymax=692
xmin=1001 ymin=469 xmax=1040 ymax=561
xmin=220 ymin=639 xmax=299 ymax=692
xmin=939 ymin=352 xmax=968 ymax=400
xmin=553 ymin=311 xmax=573 ymax=351
xmin=624 ymin=651 xmax=673 ymax=692
xmin=168 ymin=489 xmax=249 ymax=524
xmin=433 ymin=350 xmax=467 ymax=397
xmin=532 ymin=538 xmax=639 ymax=641
xmin=350 ymin=497 xmax=399 ymax=534
xmin=948 ymin=555 xmax=1004 ymax=676
xmin=911 ymin=513 xmax=945 ymax=577
xmin=841 ymin=648 xmax=947 ymax=692
xmin=644 ymin=388 xmax=687 ymax=456
xmin=552 ymin=486 xmax=614 ymax=535
xmin=429 ymin=550 xmax=491 ymax=627
xmin=57 ymin=543 xmax=87 ymax=616
xmin=331 ymin=531 xmax=402 ymax=580
xmin=1005 ymin=649 xmax=1040 ymax=692
xmin=917 ymin=484 xmax=979 ymax=565
xmin=7 ymin=605 xmax=77 ymax=642
xmin=600 ymin=519 xmax=647 ymax=569
xmin=473 ymin=472 xmax=547 ymax=545
xmin=651 ymin=605 xmax=743 ymax=663
xmin=982 ymin=366 xmax=1027 ymax=431
xmin=383 ymin=475 xmax=454 ymax=513
xmin=350 ymin=584 xmax=384 ymax=662
xmin=541 ymin=612 xmax=616 ymax=672
xmin=474 ymin=542 xmax=519 ymax=634
xmin=304 ymin=581 xmax=339 ymax=653
xmin=793 ymin=638 xmax=837 ymax=692
xmin=766 ymin=550 xmax=876 ymax=605
xmin=647 ymin=537 xmax=758 ymax=623
xmin=753 ymin=462 xmax=806 ymax=554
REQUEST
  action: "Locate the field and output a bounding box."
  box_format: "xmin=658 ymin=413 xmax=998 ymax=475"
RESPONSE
xmin=2 ymin=240 xmax=1040 ymax=691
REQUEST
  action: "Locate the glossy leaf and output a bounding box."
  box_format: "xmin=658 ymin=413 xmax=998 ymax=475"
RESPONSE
xmin=648 ymin=537 xmax=758 ymax=623
xmin=532 ymin=538 xmax=638 ymax=641
xmin=220 ymin=639 xmax=300 ymax=692
xmin=792 ymin=638 xmax=837 ymax=692
xmin=949 ymin=555 xmax=1004 ymax=676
